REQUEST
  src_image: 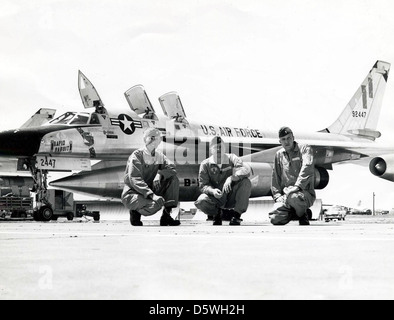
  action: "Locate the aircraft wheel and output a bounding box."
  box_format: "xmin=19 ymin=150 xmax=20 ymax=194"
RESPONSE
xmin=93 ymin=213 xmax=100 ymax=221
xmin=40 ymin=206 xmax=53 ymax=222
xmin=33 ymin=210 xmax=41 ymax=221
xmin=66 ymin=212 xmax=74 ymax=221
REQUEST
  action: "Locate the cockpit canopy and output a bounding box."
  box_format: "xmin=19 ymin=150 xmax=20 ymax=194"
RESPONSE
xmin=48 ymin=112 xmax=101 ymax=125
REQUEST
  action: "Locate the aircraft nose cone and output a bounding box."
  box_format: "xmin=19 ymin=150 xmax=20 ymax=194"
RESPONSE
xmin=50 ymin=174 xmax=82 ymax=189
xmin=49 ymin=166 xmax=124 ymax=199
xmin=0 ymin=129 xmax=44 ymax=157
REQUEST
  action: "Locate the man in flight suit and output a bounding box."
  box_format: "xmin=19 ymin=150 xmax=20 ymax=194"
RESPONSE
xmin=121 ymin=128 xmax=181 ymax=226
xmin=195 ymin=136 xmax=252 ymax=225
xmin=269 ymin=127 xmax=315 ymax=225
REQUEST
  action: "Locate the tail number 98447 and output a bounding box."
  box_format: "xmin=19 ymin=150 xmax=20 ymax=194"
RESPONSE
xmin=352 ymin=111 xmax=367 ymax=118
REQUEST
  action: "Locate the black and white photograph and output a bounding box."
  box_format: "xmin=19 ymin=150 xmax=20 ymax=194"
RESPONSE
xmin=1 ymin=0 xmax=394 ymax=304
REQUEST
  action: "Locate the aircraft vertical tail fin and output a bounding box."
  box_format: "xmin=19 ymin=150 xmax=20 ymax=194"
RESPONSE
xmin=322 ymin=60 xmax=390 ymax=140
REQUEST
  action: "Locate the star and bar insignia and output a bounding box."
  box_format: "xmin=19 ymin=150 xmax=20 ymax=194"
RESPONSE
xmin=110 ymin=114 xmax=143 ymax=135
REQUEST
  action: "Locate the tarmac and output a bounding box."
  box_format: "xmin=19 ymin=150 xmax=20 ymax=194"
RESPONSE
xmin=1 ymin=208 xmax=394 ymax=300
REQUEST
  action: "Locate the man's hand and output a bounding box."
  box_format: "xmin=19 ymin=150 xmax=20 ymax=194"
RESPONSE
xmin=212 ymin=189 xmax=223 ymax=199
xmin=153 ymin=173 xmax=161 ymax=191
xmin=223 ymin=176 xmax=233 ymax=193
xmin=284 ymin=186 xmax=300 ymax=195
xmin=152 ymin=194 xmax=165 ymax=206
xmin=274 ymin=194 xmax=290 ymax=210
xmin=275 ymin=195 xmax=287 ymax=203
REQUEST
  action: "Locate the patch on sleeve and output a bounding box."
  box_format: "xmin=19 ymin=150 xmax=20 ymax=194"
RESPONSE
xmin=303 ymin=147 xmax=314 ymax=165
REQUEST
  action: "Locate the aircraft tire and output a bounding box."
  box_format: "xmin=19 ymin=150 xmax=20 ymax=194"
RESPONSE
xmin=66 ymin=212 xmax=74 ymax=221
xmin=33 ymin=210 xmax=41 ymax=221
xmin=40 ymin=206 xmax=53 ymax=222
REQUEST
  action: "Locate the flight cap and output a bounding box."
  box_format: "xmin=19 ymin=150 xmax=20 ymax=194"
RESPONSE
xmin=278 ymin=126 xmax=293 ymax=138
xmin=143 ymin=127 xmax=162 ymax=140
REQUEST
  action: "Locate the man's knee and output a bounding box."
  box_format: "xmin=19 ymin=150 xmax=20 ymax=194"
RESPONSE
xmin=195 ymin=194 xmax=209 ymax=210
xmin=121 ymin=192 xmax=138 ymax=210
xmin=195 ymin=194 xmax=219 ymax=216
xmin=139 ymin=200 xmax=163 ymax=216
xmin=122 ymin=192 xmax=163 ymax=216
xmin=287 ymin=192 xmax=308 ymax=217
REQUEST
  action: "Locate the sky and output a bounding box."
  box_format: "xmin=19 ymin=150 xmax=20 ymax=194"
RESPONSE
xmin=0 ymin=0 xmax=394 ymax=210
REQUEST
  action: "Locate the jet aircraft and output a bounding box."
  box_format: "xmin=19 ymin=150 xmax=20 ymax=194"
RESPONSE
xmin=0 ymin=60 xmax=392 ymax=220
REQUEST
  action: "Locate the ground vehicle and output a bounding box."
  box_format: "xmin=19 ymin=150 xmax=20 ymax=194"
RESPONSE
xmin=74 ymin=203 xmax=100 ymax=221
xmin=0 ymin=189 xmax=99 ymax=222
xmin=0 ymin=195 xmax=33 ymax=219
xmin=350 ymin=208 xmax=372 ymax=215
xmin=33 ymin=189 xmax=100 ymax=222
xmin=324 ymin=205 xmax=347 ymax=222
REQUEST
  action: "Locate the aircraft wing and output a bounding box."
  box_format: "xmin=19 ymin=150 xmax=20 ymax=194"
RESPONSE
xmin=241 ymin=138 xmax=393 ymax=169
xmin=240 ymin=145 xmax=281 ymax=163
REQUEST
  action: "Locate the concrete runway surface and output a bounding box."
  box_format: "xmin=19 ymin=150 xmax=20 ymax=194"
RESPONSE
xmin=1 ymin=212 xmax=394 ymax=300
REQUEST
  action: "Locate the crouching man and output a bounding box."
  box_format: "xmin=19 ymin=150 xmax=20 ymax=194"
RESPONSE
xmin=121 ymin=128 xmax=180 ymax=227
xmin=269 ymin=126 xmax=315 ymax=225
xmin=195 ymin=136 xmax=252 ymax=225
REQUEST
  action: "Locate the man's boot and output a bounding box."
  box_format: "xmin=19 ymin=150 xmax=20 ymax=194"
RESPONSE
xmin=213 ymin=209 xmax=222 ymax=225
xmin=221 ymin=209 xmax=233 ymax=221
xmin=130 ymin=210 xmax=143 ymax=226
xmin=299 ymin=210 xmax=310 ymax=225
xmin=160 ymin=207 xmax=181 ymax=226
xmin=229 ymin=211 xmax=242 ymax=226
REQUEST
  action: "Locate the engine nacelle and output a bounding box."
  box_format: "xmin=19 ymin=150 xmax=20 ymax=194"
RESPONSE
xmin=369 ymin=155 xmax=394 ymax=182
